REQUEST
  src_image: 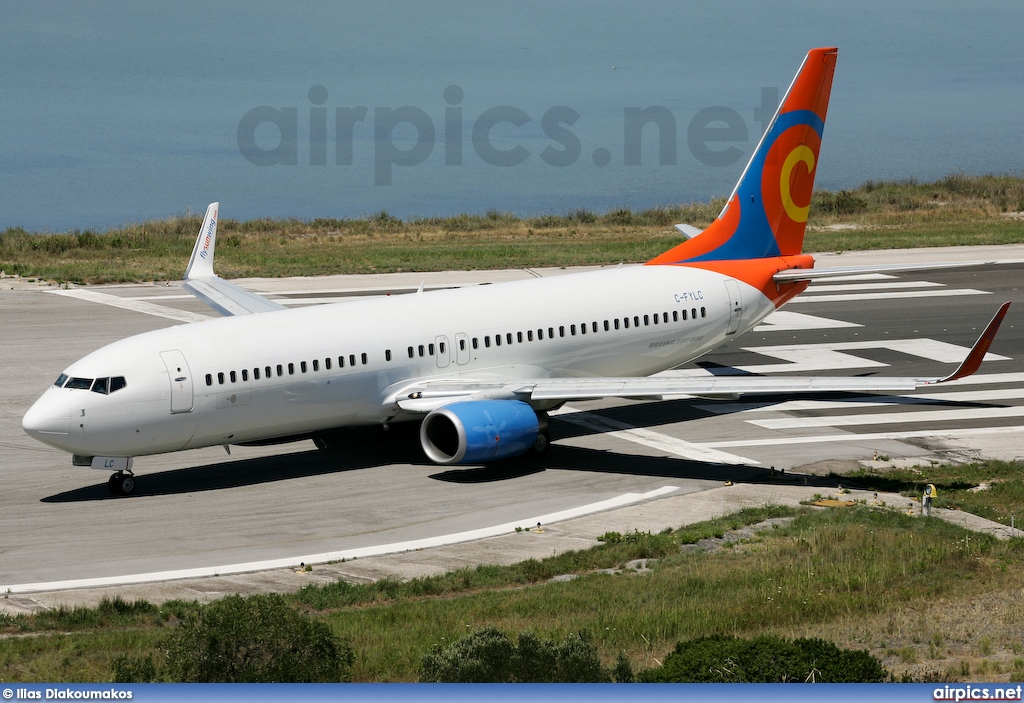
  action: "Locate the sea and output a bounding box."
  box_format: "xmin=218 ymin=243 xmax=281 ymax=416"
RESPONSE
xmin=2 ymin=0 xmax=1022 ymax=232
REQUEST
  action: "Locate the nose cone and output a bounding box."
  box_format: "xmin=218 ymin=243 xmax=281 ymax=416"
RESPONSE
xmin=23 ymin=391 xmax=72 ymax=448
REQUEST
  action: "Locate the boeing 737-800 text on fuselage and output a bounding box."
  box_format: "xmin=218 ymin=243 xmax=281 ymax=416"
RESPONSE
xmin=23 ymin=48 xmax=1011 ymax=494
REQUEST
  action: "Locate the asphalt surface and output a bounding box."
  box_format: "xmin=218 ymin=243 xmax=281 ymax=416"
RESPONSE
xmin=1 ymin=245 xmax=1022 ymax=597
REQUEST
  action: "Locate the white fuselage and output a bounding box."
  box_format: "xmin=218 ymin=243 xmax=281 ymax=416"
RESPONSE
xmin=23 ymin=265 xmax=774 ymax=459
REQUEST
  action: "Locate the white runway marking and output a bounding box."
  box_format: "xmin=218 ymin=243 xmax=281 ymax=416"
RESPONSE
xmin=702 ymin=425 xmax=1024 ymax=449
xmin=748 ymin=405 xmax=1024 ymax=430
xmin=802 ymin=280 xmax=943 ymax=293
xmin=753 ymin=310 xmax=862 ymax=332
xmin=0 ymin=485 xmax=679 ymax=594
xmin=789 ymin=289 xmax=989 ymax=303
xmin=553 ymin=406 xmax=757 ymax=465
xmin=48 ymin=289 xmax=212 ymax=323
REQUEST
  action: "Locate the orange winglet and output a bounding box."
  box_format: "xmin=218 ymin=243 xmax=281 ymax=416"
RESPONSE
xmin=929 ymin=302 xmax=1011 ymax=384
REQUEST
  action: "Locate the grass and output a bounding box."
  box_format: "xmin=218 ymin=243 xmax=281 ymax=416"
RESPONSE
xmin=2 ymin=490 xmax=1023 ymax=682
xmin=2 ymin=173 xmax=1023 ymax=284
xmin=837 ymin=459 xmax=1024 ymax=528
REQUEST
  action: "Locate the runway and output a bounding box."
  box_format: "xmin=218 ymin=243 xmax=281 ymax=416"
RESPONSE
xmin=1 ymin=246 xmax=1022 ymax=591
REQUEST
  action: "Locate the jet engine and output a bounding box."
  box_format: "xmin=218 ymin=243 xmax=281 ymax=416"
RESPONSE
xmin=420 ymin=399 xmax=546 ymax=465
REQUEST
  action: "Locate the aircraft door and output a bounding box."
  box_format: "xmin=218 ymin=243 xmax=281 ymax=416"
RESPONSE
xmin=723 ymin=279 xmax=743 ymax=335
xmin=455 ymin=333 xmax=470 ymax=365
xmin=160 ymin=350 xmax=194 ymax=414
xmin=435 ymin=335 xmax=451 ymax=368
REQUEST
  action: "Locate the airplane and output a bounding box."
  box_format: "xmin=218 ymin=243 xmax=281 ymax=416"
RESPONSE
xmin=22 ymin=47 xmax=1012 ymax=495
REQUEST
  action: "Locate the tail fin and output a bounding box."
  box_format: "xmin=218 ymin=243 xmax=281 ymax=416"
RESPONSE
xmin=648 ymin=47 xmax=837 ymax=265
xmin=184 ymin=202 xmax=219 ymax=280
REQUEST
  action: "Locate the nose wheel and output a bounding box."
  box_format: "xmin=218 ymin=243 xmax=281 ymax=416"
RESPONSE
xmin=108 ymin=471 xmax=136 ymax=496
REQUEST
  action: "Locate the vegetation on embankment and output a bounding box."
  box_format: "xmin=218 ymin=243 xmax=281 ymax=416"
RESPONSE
xmin=3 ymin=461 xmax=1024 ymax=683
xmin=1 ymin=173 xmax=1022 ymax=284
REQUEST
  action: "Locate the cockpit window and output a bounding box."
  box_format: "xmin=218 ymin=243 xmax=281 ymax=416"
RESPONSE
xmin=110 ymin=376 xmax=127 ymax=393
xmin=91 ymin=378 xmax=109 ymax=395
xmin=54 ymin=374 xmax=69 ymax=388
xmin=64 ymin=377 xmax=93 ymax=390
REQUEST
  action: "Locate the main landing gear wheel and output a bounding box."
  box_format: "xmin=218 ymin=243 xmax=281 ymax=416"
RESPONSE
xmin=108 ymin=471 xmax=136 ymax=496
xmin=530 ymin=431 xmax=551 ymax=457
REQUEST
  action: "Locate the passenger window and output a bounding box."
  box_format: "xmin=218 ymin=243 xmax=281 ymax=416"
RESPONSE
xmin=652 ymin=313 xmax=658 ymax=325
xmin=701 ymin=307 xmax=706 ymax=318
xmin=681 ymin=309 xmax=688 ymax=320
xmin=242 ymin=369 xmax=249 ymax=382
xmin=623 ymin=318 xmax=630 ymax=329
xmin=428 ymin=343 xmax=435 ymax=355
xmin=349 ymin=354 xmax=356 ymax=367
xmin=633 ymin=316 xmax=640 ymax=327
xmin=538 ymin=329 xmax=544 ymax=340
xmin=230 ymin=371 xmax=237 ymax=383
xmin=548 ymin=327 xmax=554 ymax=339
xmin=495 ymin=335 xmax=501 ymax=347
xmin=300 ymin=361 xmax=307 ymax=373
xmin=691 ymin=308 xmax=697 ymax=319
xmin=506 ymin=333 xmax=512 ymax=345
xmin=361 ymin=352 xmax=367 ymax=365
xmin=277 ymin=364 xmax=284 ymax=376
xmin=460 ymin=338 xmax=467 ymax=351
xmin=266 ymin=366 xmax=272 ymax=378
xmin=408 ymin=346 xmax=414 ymax=358
xmin=206 ymin=374 xmax=213 ymax=386
xmin=663 ymin=312 xmax=669 ymax=323
xmin=385 ymin=349 xmax=392 ymax=362
xmin=570 ymin=324 xmax=576 ymax=336
xmin=644 ymin=315 xmax=650 ymax=326
xmin=440 ymin=342 xmax=446 ymax=354
xmin=472 ymin=337 xmax=478 ymax=349
xmin=517 ymin=332 xmax=523 ymax=343
xmin=579 ymin=323 xmax=586 ymax=335
xmin=527 ymin=330 xmax=533 ymax=342
xmin=673 ymin=311 xmax=678 ymax=322
xmin=418 ymin=345 xmax=424 ymax=357
xmin=614 ymin=319 xmax=620 ymax=330
xmin=110 ymin=376 xmax=127 ymax=393
xmin=218 ymin=372 xmax=225 ymax=385
xmin=91 ymin=377 xmax=109 ymax=395
xmin=287 ymin=363 xmax=294 ymax=375
xmin=313 ymin=359 xmax=319 ymax=371
xmin=338 ymin=356 xmax=345 ymax=368
xmin=603 ymin=320 xmax=609 ymax=331
xmin=325 ymin=358 xmax=331 ymax=370
xmin=254 ymin=368 xmax=260 ymax=380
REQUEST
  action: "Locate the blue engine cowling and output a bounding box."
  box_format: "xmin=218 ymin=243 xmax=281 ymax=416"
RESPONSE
xmin=420 ymin=399 xmax=540 ymax=465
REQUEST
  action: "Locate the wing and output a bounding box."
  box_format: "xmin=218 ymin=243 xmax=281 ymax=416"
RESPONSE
xmin=394 ymin=302 xmax=1010 ymax=412
xmin=182 ymin=203 xmax=288 ymax=316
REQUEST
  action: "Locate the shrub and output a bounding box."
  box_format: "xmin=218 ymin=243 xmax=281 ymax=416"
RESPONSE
xmin=420 ymin=626 xmax=613 ymax=682
xmin=161 ymin=594 xmax=353 ymax=682
xmin=640 ymin=634 xmax=885 ymax=683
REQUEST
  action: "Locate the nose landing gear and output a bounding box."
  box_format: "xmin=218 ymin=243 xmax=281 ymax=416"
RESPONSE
xmin=108 ymin=470 xmax=136 ymax=496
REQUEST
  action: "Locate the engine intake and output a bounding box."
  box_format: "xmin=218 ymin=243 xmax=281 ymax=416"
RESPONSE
xmin=420 ymin=399 xmax=541 ymax=465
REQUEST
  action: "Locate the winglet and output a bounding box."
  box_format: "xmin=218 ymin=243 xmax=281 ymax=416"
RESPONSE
xmin=928 ymin=302 xmax=1011 ymax=384
xmin=184 ymin=202 xmax=219 ymax=280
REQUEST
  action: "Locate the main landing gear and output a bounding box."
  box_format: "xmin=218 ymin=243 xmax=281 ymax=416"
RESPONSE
xmin=108 ymin=470 xmax=136 ymax=496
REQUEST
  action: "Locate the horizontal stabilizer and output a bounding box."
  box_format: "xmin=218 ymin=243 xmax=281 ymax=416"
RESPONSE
xmin=773 ymin=260 xmax=999 ymax=283
xmin=674 ymin=224 xmax=703 ymax=239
